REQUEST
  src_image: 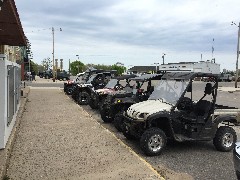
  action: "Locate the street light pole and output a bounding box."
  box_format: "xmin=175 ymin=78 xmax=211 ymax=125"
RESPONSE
xmin=52 ymin=27 xmax=55 ymax=82
xmin=76 ymin=55 xmax=80 ymax=73
xmin=232 ymin=22 xmax=240 ymax=88
xmin=162 ymin=53 xmax=166 ymax=65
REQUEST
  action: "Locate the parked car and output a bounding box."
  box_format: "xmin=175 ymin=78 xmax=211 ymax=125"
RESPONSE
xmin=233 ymin=142 xmax=240 ymax=179
xmin=100 ymin=74 xmax=163 ymax=131
xmin=122 ymin=72 xmax=240 ymax=156
xmin=56 ymin=71 xmax=70 ymax=81
xmin=44 ymin=70 xmax=53 ymax=79
xmin=88 ymin=74 xmax=137 ymax=109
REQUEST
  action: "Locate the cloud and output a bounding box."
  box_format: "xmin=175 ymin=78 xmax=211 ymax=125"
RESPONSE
xmin=15 ymin=0 xmax=240 ymax=71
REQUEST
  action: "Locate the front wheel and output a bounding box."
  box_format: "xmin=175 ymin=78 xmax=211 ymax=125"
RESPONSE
xmin=213 ymin=126 xmax=236 ymax=152
xmin=89 ymin=98 xmax=98 ymax=109
xmin=113 ymin=112 xmax=124 ymax=132
xmin=78 ymin=91 xmax=90 ymax=105
xmin=140 ymin=127 xmax=167 ymax=156
xmin=100 ymin=105 xmax=113 ymax=122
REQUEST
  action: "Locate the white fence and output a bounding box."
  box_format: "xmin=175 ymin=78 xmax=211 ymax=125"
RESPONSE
xmin=0 ymin=57 xmax=21 ymax=149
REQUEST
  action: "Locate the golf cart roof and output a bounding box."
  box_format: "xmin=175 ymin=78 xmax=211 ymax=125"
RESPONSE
xmin=161 ymin=72 xmax=219 ymax=80
xmin=113 ymin=74 xmax=137 ymax=80
xmin=130 ymin=74 xmax=163 ymax=81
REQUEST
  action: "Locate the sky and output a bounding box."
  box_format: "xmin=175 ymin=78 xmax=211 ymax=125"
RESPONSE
xmin=15 ymin=0 xmax=240 ymax=71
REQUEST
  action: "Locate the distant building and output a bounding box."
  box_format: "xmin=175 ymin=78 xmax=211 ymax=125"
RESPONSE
xmin=159 ymin=61 xmax=220 ymax=74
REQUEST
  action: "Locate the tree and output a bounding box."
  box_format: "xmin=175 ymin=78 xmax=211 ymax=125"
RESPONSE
xmin=41 ymin=57 xmax=52 ymax=71
xmin=70 ymin=61 xmax=85 ymax=75
xmin=111 ymin=64 xmax=126 ymax=75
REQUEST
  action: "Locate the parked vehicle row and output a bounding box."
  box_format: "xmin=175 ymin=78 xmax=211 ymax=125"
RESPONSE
xmin=64 ymin=71 xmax=240 ymax=158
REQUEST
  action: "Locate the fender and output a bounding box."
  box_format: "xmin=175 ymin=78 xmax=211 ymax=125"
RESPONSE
xmin=146 ymin=111 xmax=175 ymax=138
xmin=213 ymin=114 xmax=238 ymax=126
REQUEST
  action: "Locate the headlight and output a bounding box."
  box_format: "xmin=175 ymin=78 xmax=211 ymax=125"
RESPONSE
xmin=136 ymin=113 xmax=149 ymax=120
xmin=115 ymin=99 xmax=122 ymax=104
xmin=98 ymin=91 xmax=104 ymax=95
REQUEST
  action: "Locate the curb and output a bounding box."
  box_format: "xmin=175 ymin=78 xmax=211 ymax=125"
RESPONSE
xmin=0 ymin=87 xmax=30 ymax=180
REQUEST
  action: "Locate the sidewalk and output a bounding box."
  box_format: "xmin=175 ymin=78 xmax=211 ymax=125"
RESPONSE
xmin=6 ymin=88 xmax=163 ymax=179
xmin=27 ymin=76 xmax=68 ymax=84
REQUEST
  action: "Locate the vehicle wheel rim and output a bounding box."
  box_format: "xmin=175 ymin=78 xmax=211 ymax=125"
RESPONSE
xmin=148 ymin=134 xmax=163 ymax=152
xmin=222 ymin=133 xmax=234 ymax=148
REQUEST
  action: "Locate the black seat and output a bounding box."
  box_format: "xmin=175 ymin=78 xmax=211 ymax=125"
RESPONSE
xmin=194 ymin=100 xmax=212 ymax=117
xmin=182 ymin=100 xmax=212 ymax=123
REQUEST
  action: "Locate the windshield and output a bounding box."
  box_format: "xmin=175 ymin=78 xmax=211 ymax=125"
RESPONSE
xmin=149 ymin=80 xmax=189 ymax=105
xmin=105 ymin=79 xmax=118 ymax=88
xmin=74 ymin=74 xmax=84 ymax=82
xmin=86 ymin=74 xmax=97 ymax=83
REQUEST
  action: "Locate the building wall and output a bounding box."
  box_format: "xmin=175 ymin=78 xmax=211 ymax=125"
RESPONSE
xmin=159 ymin=61 xmax=220 ymax=74
xmin=0 ymin=45 xmax=22 ymax=63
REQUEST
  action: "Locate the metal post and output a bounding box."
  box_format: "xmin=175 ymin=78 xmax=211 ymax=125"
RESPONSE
xmin=52 ymin=27 xmax=55 ymax=82
xmin=162 ymin=53 xmax=166 ymax=65
xmin=69 ymin=59 xmax=71 ymax=74
xmin=235 ymin=22 xmax=240 ymax=88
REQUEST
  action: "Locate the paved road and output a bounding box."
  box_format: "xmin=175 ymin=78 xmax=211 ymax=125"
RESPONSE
xmin=79 ymin=81 xmax=240 ymax=180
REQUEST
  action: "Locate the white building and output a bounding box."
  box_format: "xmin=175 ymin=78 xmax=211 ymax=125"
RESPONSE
xmin=159 ymin=61 xmax=220 ymax=74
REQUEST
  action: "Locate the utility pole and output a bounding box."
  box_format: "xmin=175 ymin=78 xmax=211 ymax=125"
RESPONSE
xmin=52 ymin=27 xmax=55 ymax=82
xmin=236 ymin=22 xmax=240 ymax=88
xmin=232 ymin=22 xmax=240 ymax=88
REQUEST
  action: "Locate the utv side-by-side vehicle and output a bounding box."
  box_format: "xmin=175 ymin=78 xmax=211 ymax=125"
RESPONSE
xmin=88 ymin=74 xmax=137 ymax=109
xmin=73 ymin=71 xmax=117 ymax=105
xmin=100 ymin=74 xmax=163 ymax=131
xmin=122 ymin=72 xmax=240 ymax=156
xmin=64 ymin=68 xmax=105 ymax=95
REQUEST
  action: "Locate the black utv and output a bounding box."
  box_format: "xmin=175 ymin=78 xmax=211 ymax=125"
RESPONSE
xmin=64 ymin=68 xmax=105 ymax=95
xmin=100 ymin=74 xmax=163 ymax=131
xmin=88 ymin=75 xmax=137 ymax=109
xmin=73 ymin=71 xmax=117 ymax=105
xmin=122 ymin=72 xmax=240 ymax=156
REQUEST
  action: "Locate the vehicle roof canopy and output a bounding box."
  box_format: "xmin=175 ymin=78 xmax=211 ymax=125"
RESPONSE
xmin=130 ymin=74 xmax=163 ymax=81
xmin=161 ymin=72 xmax=219 ymax=80
xmin=112 ymin=74 xmax=137 ymax=80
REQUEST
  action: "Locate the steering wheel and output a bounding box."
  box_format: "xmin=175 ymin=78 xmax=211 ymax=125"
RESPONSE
xmin=114 ymin=84 xmax=124 ymax=90
xmin=177 ymin=97 xmax=193 ymax=111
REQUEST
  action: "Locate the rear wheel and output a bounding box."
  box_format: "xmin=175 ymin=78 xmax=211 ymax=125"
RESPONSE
xmin=78 ymin=91 xmax=90 ymax=105
xmin=213 ymin=126 xmax=236 ymax=152
xmin=66 ymin=87 xmax=73 ymax=95
xmin=140 ymin=127 xmax=167 ymax=156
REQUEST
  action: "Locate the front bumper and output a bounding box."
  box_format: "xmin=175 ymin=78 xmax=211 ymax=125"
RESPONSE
xmin=233 ymin=143 xmax=240 ymax=179
xmin=122 ymin=113 xmax=145 ymax=138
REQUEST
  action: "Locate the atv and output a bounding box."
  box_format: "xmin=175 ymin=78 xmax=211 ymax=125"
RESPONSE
xmin=88 ymin=75 xmax=137 ymax=109
xmin=64 ymin=68 xmax=105 ymax=95
xmin=122 ymin=72 xmax=240 ymax=156
xmin=74 ymin=71 xmax=117 ymax=105
xmin=100 ymin=74 xmax=163 ymax=131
